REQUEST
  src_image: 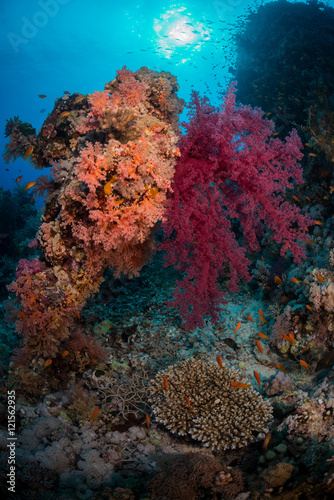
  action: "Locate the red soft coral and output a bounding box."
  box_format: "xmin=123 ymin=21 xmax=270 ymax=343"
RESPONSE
xmin=160 ymin=84 xmax=313 ymax=329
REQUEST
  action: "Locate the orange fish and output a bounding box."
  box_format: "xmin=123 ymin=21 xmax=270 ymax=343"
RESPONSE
xmin=60 ymin=111 xmax=71 ymax=118
xmin=299 ymin=359 xmax=309 ymax=370
xmin=185 ymin=396 xmax=191 ymax=408
xmin=306 ymin=196 xmax=311 ymax=202
xmin=23 ymin=147 xmax=34 ymax=161
xmin=309 ymin=153 xmax=317 ymax=157
xmin=258 ymin=309 xmax=264 ymax=317
xmin=1 ymin=387 xmax=7 ymax=394
xmin=276 ymin=363 xmax=287 ymax=373
xmin=216 ymin=356 xmax=224 ymax=370
xmin=305 ymin=143 xmax=312 ymax=147
xmin=234 ymin=321 xmax=241 ymax=333
xmin=306 ymin=305 xmax=313 ymax=312
xmin=231 ymin=382 xmax=251 ymax=389
xmin=259 ymin=315 xmax=267 ymax=324
xmin=274 ymin=276 xmax=283 ymax=285
xmin=89 ymin=408 xmax=99 ymax=421
xmin=73 ymin=95 xmax=85 ymax=104
xmin=273 ymin=132 xmax=279 ymax=136
xmin=292 ymin=195 xmax=300 ymax=202
xmin=145 ymin=414 xmax=150 ymax=429
xmin=290 ymin=277 xmax=300 ymax=285
xmin=74 ymin=310 xmax=80 ymax=320
xmin=258 ymin=332 xmax=268 ymax=339
xmin=315 ymin=220 xmax=323 ymax=225
xmin=38 ymin=94 xmax=47 ymax=98
xmin=254 ymin=371 xmax=261 ymax=389
xmin=289 ymin=332 xmax=296 ymax=344
xmin=307 ymin=240 xmax=315 ymax=244
xmin=256 ymin=340 xmax=263 ymax=353
xmin=16 ymin=175 xmax=23 ymax=183
xmin=330 ymin=186 xmax=334 ymax=194
xmin=317 ymin=275 xmax=325 ymax=282
xmin=263 ymin=432 xmax=271 ymax=450
xmin=247 ymin=315 xmax=254 ymax=323
xmin=62 ymin=350 xmax=69 ymax=357
xmin=261 ymin=256 xmax=264 ymax=262
xmin=44 ymin=359 xmax=52 ymax=367
xmin=104 ymin=179 xmax=113 ymax=195
xmin=19 ymin=311 xmax=26 ymax=321
xmin=164 ymin=378 xmax=168 ymax=390
xmin=282 ymin=333 xmax=293 ymax=344
xmin=24 ymin=181 xmax=36 ymax=191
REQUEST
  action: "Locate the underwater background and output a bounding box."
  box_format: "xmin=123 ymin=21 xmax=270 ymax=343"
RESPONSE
xmin=1 ymin=0 xmax=334 ymax=498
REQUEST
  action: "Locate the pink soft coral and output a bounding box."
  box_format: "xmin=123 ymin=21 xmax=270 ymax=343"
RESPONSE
xmin=160 ymin=85 xmax=313 ymax=329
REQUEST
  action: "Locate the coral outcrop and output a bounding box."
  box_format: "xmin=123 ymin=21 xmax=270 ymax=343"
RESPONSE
xmin=149 ymin=357 xmax=273 ymax=450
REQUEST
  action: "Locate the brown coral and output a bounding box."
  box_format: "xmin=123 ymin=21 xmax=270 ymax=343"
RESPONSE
xmin=149 ymin=358 xmax=273 ymax=450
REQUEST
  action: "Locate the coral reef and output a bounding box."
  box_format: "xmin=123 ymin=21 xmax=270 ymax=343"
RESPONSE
xmin=147 ymin=454 xmax=244 ymax=500
xmin=4 ymin=67 xmax=183 ymax=392
xmin=160 ymin=84 xmax=312 ymax=328
xmin=149 ymin=357 xmax=273 ymax=450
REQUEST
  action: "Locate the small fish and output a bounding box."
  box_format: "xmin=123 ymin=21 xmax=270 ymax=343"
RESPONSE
xmin=307 ymin=240 xmax=315 ymax=244
xmin=62 ymin=350 xmax=69 ymax=357
xmin=60 ymin=111 xmax=71 ymax=118
xmin=316 ymin=349 xmax=334 ymax=371
xmin=223 ymin=338 xmax=239 ymax=351
xmin=24 ymin=181 xmax=36 ymax=191
xmin=145 ymin=414 xmax=150 ymax=429
xmin=273 ymin=132 xmax=279 ymax=136
xmin=216 ymin=356 xmax=224 ymax=370
xmin=299 ymin=359 xmax=309 ymax=370
xmin=292 ymin=195 xmax=300 ymax=202
xmin=231 ymin=382 xmax=251 ymax=389
xmin=74 ymin=311 xmax=80 ymax=320
xmin=258 ymin=309 xmax=264 ymax=317
xmin=306 ymin=305 xmax=313 ymax=312
xmin=16 ymin=175 xmax=23 ymax=183
xmin=330 ymin=186 xmax=334 ymax=194
xmin=234 ymin=321 xmax=241 ymax=333
xmin=316 ymin=275 xmax=325 ymax=282
xmin=306 ymin=196 xmax=311 ymax=202
xmin=185 ymin=396 xmax=191 ymax=408
xmin=290 ymin=277 xmax=300 ymax=284
xmin=44 ymin=359 xmax=52 ymax=367
xmin=73 ymin=95 xmax=85 ymax=104
xmin=104 ymin=179 xmax=113 ymax=195
xmin=38 ymin=94 xmax=47 ymax=98
xmin=289 ymin=332 xmax=296 ymax=344
xmin=247 ymin=315 xmax=254 ymax=323
xmin=275 ymin=363 xmax=286 ymax=373
xmin=23 ymin=147 xmax=34 ymax=161
xmin=256 ymin=340 xmax=263 ymax=353
xmin=315 ymin=220 xmax=323 ymax=225
xmin=309 ymin=153 xmax=317 ymax=157
xmin=305 ymin=143 xmax=312 ymax=147
xmin=274 ymin=276 xmax=283 ymax=285
xmin=19 ymin=311 xmax=26 ymax=321
xmin=254 ymin=371 xmax=261 ymax=389
xmin=164 ymin=378 xmax=168 ymax=390
xmin=261 ymin=256 xmax=264 ymax=262
xmin=282 ymin=333 xmax=293 ymax=344
xmin=259 ymin=315 xmax=267 ymax=323
xmin=263 ymin=432 xmax=271 ymax=450
xmin=258 ymin=332 xmax=268 ymax=339
xmin=89 ymin=408 xmax=99 ymax=421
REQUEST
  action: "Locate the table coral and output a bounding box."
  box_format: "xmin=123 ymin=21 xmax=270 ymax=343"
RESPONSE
xmin=149 ymin=357 xmax=273 ymax=450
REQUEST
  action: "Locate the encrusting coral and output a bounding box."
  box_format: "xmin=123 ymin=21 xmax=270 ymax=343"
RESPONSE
xmin=148 ymin=357 xmax=273 ymax=450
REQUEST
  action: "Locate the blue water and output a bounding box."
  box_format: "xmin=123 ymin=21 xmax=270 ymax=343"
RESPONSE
xmin=0 ymin=0 xmax=274 ymax=192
